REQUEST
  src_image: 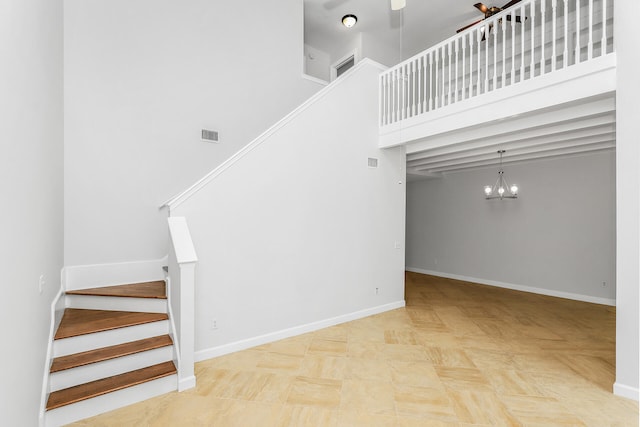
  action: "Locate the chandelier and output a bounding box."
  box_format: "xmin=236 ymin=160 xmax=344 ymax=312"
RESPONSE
xmin=484 ymin=150 xmax=518 ymax=200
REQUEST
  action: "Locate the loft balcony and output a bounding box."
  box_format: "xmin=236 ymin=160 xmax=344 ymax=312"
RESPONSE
xmin=377 ymin=0 xmax=615 ymax=177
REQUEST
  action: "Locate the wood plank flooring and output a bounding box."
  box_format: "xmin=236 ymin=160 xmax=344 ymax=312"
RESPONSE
xmin=54 ymin=309 xmax=168 ymax=340
xmin=67 ymin=272 xmax=638 ymax=426
xmin=65 ymin=281 xmax=166 ymax=299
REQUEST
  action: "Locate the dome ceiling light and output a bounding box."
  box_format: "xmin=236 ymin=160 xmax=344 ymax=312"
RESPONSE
xmin=342 ymin=14 xmax=357 ymax=28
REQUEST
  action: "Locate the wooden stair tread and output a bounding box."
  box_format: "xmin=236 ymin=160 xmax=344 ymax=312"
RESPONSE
xmin=50 ymin=335 xmax=173 ymax=373
xmin=46 ymin=361 xmax=176 ymax=410
xmin=54 ymin=309 xmax=168 ymax=340
xmin=65 ymin=281 xmax=166 ymax=299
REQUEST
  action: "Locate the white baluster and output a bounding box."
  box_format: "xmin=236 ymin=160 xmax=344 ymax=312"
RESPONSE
xmin=389 ymin=68 xmax=398 ymax=123
xmin=414 ymin=58 xmax=419 ymax=114
xmin=511 ymin=10 xmax=516 ymax=85
xmin=477 ymin=27 xmax=482 ymax=94
xmin=603 ymin=0 xmax=608 ymax=55
xmin=401 ymin=65 xmax=405 ymax=119
xmin=388 ymin=72 xmax=392 ymax=123
xmin=502 ymin=14 xmax=506 ymax=88
xmin=520 ymin=4 xmax=525 ymax=82
xmin=417 ymin=58 xmax=422 ymax=115
xmin=409 ymin=60 xmax=415 ymax=117
xmin=405 ymin=64 xmax=410 ymax=119
xmin=485 ymin=25 xmax=490 ymax=93
xmin=422 ymin=55 xmax=427 ymax=112
xmin=563 ymin=0 xmax=568 ymax=67
xmin=447 ymin=42 xmax=453 ymax=105
xmin=551 ymin=0 xmax=557 ymax=71
xmin=393 ymin=67 xmax=400 ymax=122
xmin=588 ymin=0 xmax=593 ymax=59
xmin=429 ymin=51 xmax=436 ymax=110
xmin=435 ymin=48 xmax=440 ymax=108
xmin=493 ymin=20 xmax=498 ymax=90
xmin=455 ymin=38 xmax=459 ymax=102
xmin=380 ymin=75 xmax=384 ymax=126
xmin=414 ymin=59 xmax=418 ymax=116
xmin=462 ymin=34 xmax=467 ymax=99
xmin=541 ymin=0 xmax=546 ymax=74
xmin=576 ymin=0 xmax=581 ymax=63
xmin=531 ymin=1 xmax=536 ymax=77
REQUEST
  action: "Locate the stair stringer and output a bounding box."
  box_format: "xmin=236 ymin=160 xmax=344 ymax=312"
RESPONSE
xmin=39 ymin=281 xmax=65 ymax=427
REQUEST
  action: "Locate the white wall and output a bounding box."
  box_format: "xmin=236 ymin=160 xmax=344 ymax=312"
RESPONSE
xmin=171 ymin=61 xmax=406 ymax=357
xmin=304 ymin=44 xmax=331 ymax=82
xmin=64 ymin=0 xmax=323 ymax=266
xmin=614 ymin=0 xmax=639 ymax=400
xmin=361 ymin=31 xmax=402 ymax=68
xmin=406 ymin=152 xmax=616 ymax=303
xmin=0 ymin=0 xmax=64 ymax=424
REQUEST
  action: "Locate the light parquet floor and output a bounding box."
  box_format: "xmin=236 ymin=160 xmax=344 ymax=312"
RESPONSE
xmin=70 ymin=272 xmax=638 ymax=426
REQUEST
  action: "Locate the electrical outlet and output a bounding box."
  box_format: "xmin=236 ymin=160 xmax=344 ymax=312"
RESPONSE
xmin=602 ymin=281 xmax=607 ymax=287
xmin=38 ymin=274 xmax=45 ymax=294
xmin=375 ymin=287 xmax=379 ymax=295
xmin=211 ymin=318 xmax=218 ymax=330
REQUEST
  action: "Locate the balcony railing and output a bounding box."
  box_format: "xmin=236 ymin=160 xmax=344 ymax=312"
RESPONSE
xmin=379 ymin=0 xmax=614 ymax=127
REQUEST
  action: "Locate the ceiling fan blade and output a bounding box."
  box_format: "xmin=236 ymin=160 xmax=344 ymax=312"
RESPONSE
xmin=501 ymin=0 xmax=523 ymax=10
xmin=457 ymin=19 xmax=484 ymax=33
xmin=391 ymin=0 xmax=406 ymax=10
xmin=474 ymin=3 xmax=489 ymax=14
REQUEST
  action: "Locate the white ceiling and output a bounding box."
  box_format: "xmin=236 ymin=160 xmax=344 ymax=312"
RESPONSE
xmin=304 ymin=0 xmax=492 ymax=58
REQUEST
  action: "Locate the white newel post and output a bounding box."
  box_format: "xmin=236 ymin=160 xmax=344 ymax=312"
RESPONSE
xmin=167 ymin=216 xmax=198 ymax=391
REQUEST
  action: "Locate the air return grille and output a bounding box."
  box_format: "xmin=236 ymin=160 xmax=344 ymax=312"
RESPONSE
xmin=201 ymin=129 xmax=219 ymax=142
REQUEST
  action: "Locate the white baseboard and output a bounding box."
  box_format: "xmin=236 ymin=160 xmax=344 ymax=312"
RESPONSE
xmin=64 ymin=257 xmax=168 ymax=291
xmin=406 ymin=267 xmax=616 ymax=306
xmin=178 ymin=375 xmax=196 ymax=392
xmin=614 ymin=382 xmax=639 ymax=401
xmin=195 ymin=300 xmax=405 ymax=362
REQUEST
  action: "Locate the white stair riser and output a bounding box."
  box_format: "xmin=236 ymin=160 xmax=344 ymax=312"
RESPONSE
xmin=49 ymin=346 xmax=174 ymax=392
xmin=65 ymin=294 xmax=167 ymax=313
xmin=44 ymin=374 xmax=177 ymax=427
xmin=53 ymin=321 xmax=169 ymax=357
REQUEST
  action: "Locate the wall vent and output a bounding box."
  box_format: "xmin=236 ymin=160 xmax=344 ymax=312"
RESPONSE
xmin=201 ymin=129 xmax=219 ymax=142
xmin=368 ymin=157 xmax=378 ymax=168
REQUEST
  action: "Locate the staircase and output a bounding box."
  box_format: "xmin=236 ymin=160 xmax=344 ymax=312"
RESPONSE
xmin=44 ymin=281 xmax=178 ymax=427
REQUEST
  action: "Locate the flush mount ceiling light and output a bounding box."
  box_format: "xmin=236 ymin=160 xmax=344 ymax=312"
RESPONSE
xmin=484 ymin=150 xmax=519 ymax=200
xmin=342 ymin=14 xmax=357 ymax=28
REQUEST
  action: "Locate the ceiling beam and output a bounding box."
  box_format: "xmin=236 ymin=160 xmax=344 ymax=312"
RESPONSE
xmin=404 ymin=95 xmax=615 ymax=155
xmin=408 ymin=131 xmax=616 ymax=169
xmin=406 ymin=116 xmax=615 ymax=162
xmin=421 ymin=143 xmax=615 ymax=174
